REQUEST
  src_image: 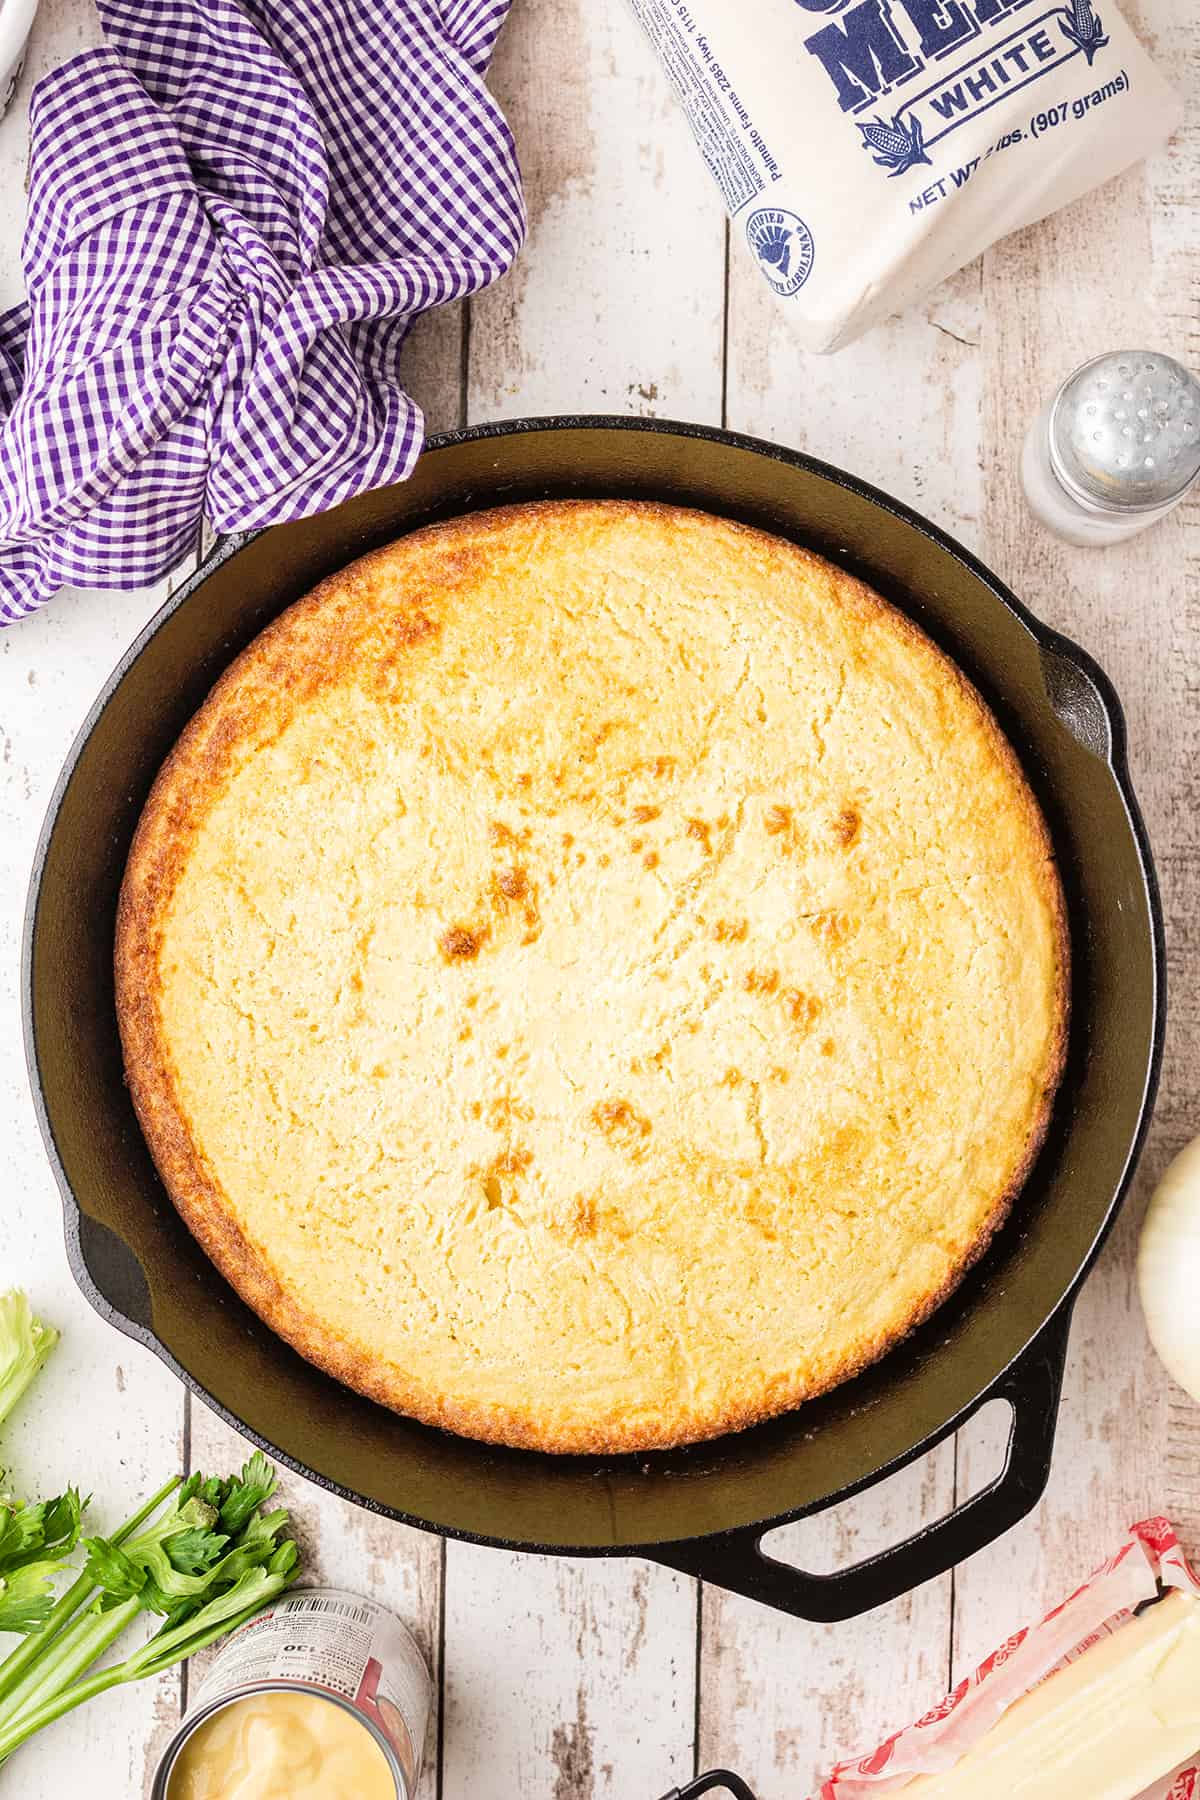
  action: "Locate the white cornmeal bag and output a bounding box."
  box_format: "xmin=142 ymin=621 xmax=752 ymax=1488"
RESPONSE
xmin=628 ymin=0 xmax=1181 ymax=350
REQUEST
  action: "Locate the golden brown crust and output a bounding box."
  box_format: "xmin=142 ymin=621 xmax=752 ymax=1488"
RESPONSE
xmin=116 ymin=500 xmax=1069 ymax=1454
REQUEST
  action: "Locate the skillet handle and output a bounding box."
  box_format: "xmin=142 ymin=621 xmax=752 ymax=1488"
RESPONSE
xmin=656 ymin=1772 xmax=757 ymax=1800
xmin=649 ymin=1304 xmax=1075 ymax=1621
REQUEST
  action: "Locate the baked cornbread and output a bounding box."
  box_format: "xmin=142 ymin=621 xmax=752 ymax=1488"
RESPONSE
xmin=116 ymin=501 xmax=1068 ymax=1453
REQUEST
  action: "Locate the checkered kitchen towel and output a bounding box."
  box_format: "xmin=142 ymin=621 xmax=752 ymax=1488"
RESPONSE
xmin=0 ymin=0 xmax=523 ymax=622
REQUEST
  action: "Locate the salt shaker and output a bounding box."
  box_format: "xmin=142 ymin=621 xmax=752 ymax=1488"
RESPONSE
xmin=1021 ymin=351 xmax=1200 ymax=547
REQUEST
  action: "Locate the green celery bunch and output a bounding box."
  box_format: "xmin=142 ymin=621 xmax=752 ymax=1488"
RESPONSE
xmin=0 ymin=1293 xmax=81 ymax=1637
xmin=0 ymin=1293 xmax=301 ymax=1763
xmin=0 ymin=1293 xmax=58 ymax=1429
xmin=0 ymin=1452 xmax=299 ymax=1764
xmin=0 ymin=1491 xmax=85 ymax=1636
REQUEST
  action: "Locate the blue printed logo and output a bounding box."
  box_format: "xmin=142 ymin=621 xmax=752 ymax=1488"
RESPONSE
xmin=796 ymin=0 xmax=1115 ymax=182
xmin=1060 ymin=0 xmax=1108 ymax=62
xmin=857 ymin=111 xmax=930 ymax=177
xmin=746 ymin=209 xmax=815 ymax=298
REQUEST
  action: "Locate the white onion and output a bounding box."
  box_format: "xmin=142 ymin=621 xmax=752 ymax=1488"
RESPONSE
xmin=1137 ymin=1136 xmax=1200 ymax=1403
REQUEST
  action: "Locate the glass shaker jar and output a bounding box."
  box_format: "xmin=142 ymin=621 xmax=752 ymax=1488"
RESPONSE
xmin=1021 ymin=351 xmax=1200 ymax=547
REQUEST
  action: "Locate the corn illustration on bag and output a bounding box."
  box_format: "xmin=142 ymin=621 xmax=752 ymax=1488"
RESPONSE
xmin=628 ymin=0 xmax=1180 ymax=350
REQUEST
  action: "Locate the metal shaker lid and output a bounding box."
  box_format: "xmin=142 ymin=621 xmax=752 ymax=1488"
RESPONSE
xmin=1049 ymin=351 xmax=1200 ymax=511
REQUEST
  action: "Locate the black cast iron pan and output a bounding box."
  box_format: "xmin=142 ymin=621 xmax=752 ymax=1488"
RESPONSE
xmin=23 ymin=418 xmax=1164 ymax=1621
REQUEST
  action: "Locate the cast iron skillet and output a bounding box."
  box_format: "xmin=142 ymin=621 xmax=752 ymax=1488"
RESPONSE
xmin=23 ymin=418 xmax=1164 ymax=1621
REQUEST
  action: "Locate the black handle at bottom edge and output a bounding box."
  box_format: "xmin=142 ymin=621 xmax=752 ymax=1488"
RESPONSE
xmin=656 ymin=1770 xmax=758 ymax=1800
xmin=650 ymin=1304 xmax=1075 ymax=1622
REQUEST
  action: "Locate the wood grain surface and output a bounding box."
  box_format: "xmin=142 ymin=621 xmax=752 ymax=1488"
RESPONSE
xmin=0 ymin=1 xmax=1196 ymax=1796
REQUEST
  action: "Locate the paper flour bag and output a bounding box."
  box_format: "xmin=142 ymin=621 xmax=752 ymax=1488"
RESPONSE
xmin=628 ymin=0 xmax=1181 ymax=350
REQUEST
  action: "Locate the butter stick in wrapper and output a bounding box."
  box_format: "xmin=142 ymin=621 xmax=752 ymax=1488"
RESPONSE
xmin=819 ymin=1518 xmax=1200 ymax=1800
xmin=905 ymin=1592 xmax=1200 ymax=1798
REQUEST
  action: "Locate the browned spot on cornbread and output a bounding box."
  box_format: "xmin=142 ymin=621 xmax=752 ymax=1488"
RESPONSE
xmin=490 ymin=819 xmax=531 ymax=849
xmin=487 ymin=1146 xmax=532 ymax=1178
xmin=487 ymin=1091 xmax=533 ymax=1129
xmin=582 ymin=721 xmax=621 ymax=763
xmin=440 ymin=925 xmax=483 ymax=961
xmin=744 ymin=968 xmax=779 ymax=995
xmin=714 ymin=918 xmax=748 ymax=943
xmin=486 ymin=860 xmax=541 ymax=945
xmin=567 ymin=1194 xmax=598 ymax=1237
xmin=744 ymin=1194 xmax=779 ymax=1241
xmin=833 ymin=805 xmax=861 ymax=846
xmin=395 ymin=610 xmax=441 ymax=647
xmin=810 ymin=910 xmax=853 ymax=948
xmin=590 ymin=1098 xmax=652 ymax=1153
xmin=784 ymin=989 xmax=822 ymax=1029
xmin=560 ymin=1193 xmax=632 ymax=1243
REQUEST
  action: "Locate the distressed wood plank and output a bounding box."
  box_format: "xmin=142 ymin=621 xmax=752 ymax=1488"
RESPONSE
xmin=954 ymin=0 xmax=1199 ymax=1672
xmin=696 ymin=229 xmax=989 ymax=1800
xmin=443 ymin=4 xmax=724 ymax=1797
xmin=0 ymin=6 xmax=102 ymax=309
xmin=1142 ymin=0 xmax=1200 ymax=1564
xmin=0 ymin=16 xmax=193 ymax=1795
xmin=137 ymin=305 xmax=463 ymax=1800
xmin=468 ymin=0 xmax=724 ymax=423
xmin=724 ymin=254 xmax=985 ymax=542
xmin=179 ymin=214 xmax=466 ymax=1800
xmin=0 ymin=0 xmax=103 ymax=312
xmin=184 ymin=1405 xmax=443 ymax=1800
xmin=443 ymin=1545 xmax=695 ymax=1800
xmin=0 ymin=571 xmax=190 ymax=1800
xmin=0 ymin=21 xmax=462 ymax=1794
xmin=401 ymin=306 xmax=466 ymax=439
xmin=697 ymin=1453 xmax=956 ymax=1800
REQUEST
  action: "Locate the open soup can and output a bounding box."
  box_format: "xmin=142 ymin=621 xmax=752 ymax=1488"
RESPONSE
xmin=151 ymin=1587 xmax=431 ymax=1800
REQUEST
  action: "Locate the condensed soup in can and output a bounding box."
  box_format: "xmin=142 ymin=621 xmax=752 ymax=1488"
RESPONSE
xmin=151 ymin=1587 xmax=431 ymax=1800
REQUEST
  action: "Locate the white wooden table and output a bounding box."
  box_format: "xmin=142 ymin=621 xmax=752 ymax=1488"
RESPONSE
xmin=1 ymin=2 xmax=1198 ymax=1795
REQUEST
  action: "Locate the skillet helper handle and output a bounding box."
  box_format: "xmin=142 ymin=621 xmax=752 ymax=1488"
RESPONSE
xmin=656 ymin=1772 xmax=758 ymax=1800
xmin=651 ymin=1304 xmax=1074 ymax=1622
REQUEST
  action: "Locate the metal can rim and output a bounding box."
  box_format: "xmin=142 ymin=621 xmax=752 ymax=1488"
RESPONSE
xmin=149 ymin=1678 xmax=408 ymax=1800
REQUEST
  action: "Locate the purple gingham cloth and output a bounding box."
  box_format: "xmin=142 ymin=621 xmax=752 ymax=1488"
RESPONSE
xmin=0 ymin=0 xmax=524 ymax=623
